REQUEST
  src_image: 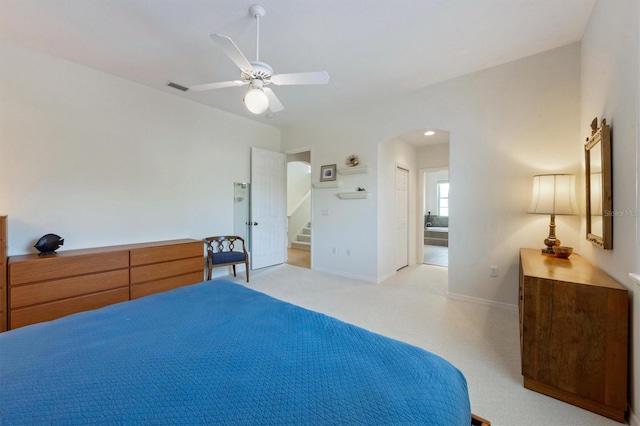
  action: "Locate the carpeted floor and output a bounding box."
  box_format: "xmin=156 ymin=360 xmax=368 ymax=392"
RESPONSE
xmin=220 ymin=263 xmax=621 ymax=426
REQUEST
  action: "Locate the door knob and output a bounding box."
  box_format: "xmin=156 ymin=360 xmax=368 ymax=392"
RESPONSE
xmin=253 ymin=222 xmax=258 ymax=226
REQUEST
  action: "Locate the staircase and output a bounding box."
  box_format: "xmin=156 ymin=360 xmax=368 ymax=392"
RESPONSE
xmin=291 ymin=221 xmax=311 ymax=250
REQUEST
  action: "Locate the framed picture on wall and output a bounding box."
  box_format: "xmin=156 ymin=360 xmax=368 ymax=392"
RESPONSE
xmin=320 ymin=164 xmax=337 ymax=182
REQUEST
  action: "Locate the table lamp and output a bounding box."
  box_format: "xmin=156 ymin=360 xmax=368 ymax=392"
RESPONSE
xmin=527 ymin=174 xmax=578 ymax=254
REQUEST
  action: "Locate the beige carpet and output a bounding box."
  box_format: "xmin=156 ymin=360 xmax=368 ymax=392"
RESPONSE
xmin=220 ymin=263 xmax=622 ymax=426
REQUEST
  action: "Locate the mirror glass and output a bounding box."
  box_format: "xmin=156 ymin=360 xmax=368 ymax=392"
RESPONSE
xmin=233 ymin=182 xmax=251 ymax=248
xmin=585 ymin=118 xmax=612 ymax=249
xmin=588 ymin=141 xmax=603 ymax=237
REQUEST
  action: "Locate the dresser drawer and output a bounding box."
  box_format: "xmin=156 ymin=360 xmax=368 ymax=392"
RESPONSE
xmin=9 ymin=251 xmax=129 ymax=285
xmin=131 ymin=271 xmax=204 ymax=299
xmin=10 ymin=269 xmax=129 ymax=309
xmin=130 ymin=241 xmax=202 ymax=266
xmin=9 ymin=287 xmax=130 ymax=329
xmin=130 ymin=257 xmax=203 ymax=285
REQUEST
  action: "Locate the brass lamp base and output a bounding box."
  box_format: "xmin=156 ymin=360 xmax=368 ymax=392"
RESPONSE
xmin=541 ymin=214 xmax=560 ymax=254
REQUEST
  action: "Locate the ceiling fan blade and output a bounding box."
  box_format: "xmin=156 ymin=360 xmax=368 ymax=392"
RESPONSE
xmin=270 ymin=71 xmax=330 ymax=86
xmin=264 ymin=87 xmax=284 ymax=112
xmin=188 ymin=80 xmax=247 ymax=92
xmin=210 ymin=34 xmax=253 ymax=71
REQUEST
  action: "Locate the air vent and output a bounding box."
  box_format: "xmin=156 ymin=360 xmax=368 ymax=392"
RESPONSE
xmin=167 ymin=82 xmax=189 ymax=92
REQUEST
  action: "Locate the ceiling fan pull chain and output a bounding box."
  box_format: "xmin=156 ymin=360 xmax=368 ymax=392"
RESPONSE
xmin=255 ymin=9 xmax=260 ymax=62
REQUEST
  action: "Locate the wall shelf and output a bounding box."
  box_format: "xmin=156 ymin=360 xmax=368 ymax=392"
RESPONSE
xmin=313 ymin=181 xmax=340 ymax=189
xmin=337 ymin=191 xmax=368 ymax=199
xmin=338 ymin=165 xmax=369 ymax=175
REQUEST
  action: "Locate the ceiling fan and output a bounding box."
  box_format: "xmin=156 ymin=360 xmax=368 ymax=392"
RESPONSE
xmin=170 ymin=4 xmax=330 ymax=115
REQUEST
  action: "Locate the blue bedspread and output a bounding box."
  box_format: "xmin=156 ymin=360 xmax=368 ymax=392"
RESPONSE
xmin=0 ymin=280 xmax=470 ymax=425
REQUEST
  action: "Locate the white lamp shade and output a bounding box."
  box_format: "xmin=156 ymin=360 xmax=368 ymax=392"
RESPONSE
xmin=528 ymin=174 xmax=578 ymax=215
xmin=244 ymin=87 xmax=269 ymax=114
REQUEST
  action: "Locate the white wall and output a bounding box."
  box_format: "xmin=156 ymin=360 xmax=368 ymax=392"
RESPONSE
xmin=288 ymin=126 xmax=379 ymax=282
xmin=282 ymin=43 xmax=581 ymax=298
xmin=287 ymin=162 xmax=311 ymax=216
xmin=579 ymin=0 xmax=639 ymax=422
xmin=0 ymin=41 xmax=281 ymax=255
xmin=417 ymin=142 xmax=450 ymax=170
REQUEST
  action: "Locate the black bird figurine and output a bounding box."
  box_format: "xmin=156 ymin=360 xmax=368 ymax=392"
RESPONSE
xmin=34 ymin=234 xmax=64 ymax=256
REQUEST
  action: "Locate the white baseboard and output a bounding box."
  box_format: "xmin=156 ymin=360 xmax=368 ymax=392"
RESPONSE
xmin=312 ymin=265 xmax=378 ymax=283
xmin=447 ymin=292 xmax=518 ymax=311
xmin=376 ymin=270 xmax=396 ymax=283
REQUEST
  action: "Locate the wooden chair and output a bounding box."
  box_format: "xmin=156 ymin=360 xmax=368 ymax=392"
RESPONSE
xmin=204 ymin=236 xmax=249 ymax=282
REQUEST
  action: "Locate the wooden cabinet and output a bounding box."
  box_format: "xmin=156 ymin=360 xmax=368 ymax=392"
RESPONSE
xmin=519 ymin=248 xmax=628 ymax=422
xmin=0 ymin=216 xmax=7 ymax=332
xmin=7 ymin=239 xmax=203 ymax=330
xmin=130 ymin=240 xmax=204 ymax=299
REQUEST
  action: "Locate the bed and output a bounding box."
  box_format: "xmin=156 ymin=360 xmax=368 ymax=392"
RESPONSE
xmin=0 ymin=279 xmax=474 ymax=424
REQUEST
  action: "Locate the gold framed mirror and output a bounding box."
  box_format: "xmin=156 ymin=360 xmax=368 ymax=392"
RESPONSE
xmin=585 ymin=117 xmax=612 ymax=249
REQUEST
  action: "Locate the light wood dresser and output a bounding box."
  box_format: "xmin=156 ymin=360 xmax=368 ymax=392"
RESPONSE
xmin=0 ymin=216 xmax=7 ymax=332
xmin=7 ymin=239 xmax=203 ymax=330
xmin=519 ymin=248 xmax=628 ymax=422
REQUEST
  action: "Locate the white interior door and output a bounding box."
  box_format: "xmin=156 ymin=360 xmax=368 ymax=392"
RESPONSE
xmin=251 ymin=147 xmax=287 ymax=269
xmin=396 ymin=167 xmax=409 ymax=270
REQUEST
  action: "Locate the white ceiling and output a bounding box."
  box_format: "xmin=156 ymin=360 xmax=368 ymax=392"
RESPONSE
xmin=0 ymin=0 xmax=595 ymax=129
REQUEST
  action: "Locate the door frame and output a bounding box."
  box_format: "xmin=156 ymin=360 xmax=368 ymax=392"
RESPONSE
xmin=395 ymin=164 xmax=410 ymax=270
xmin=418 ymin=166 xmax=449 ymax=264
xmin=285 ymin=146 xmax=312 ymax=269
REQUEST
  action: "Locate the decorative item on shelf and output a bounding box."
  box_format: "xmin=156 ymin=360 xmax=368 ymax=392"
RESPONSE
xmin=346 ymin=155 xmax=360 ymax=167
xmin=527 ymin=174 xmax=578 ymax=254
xmin=320 ymin=164 xmax=337 ymax=182
xmin=34 ymin=233 xmax=64 ymax=256
xmin=552 ymin=246 xmax=573 ymax=259
xmin=357 ymin=187 xmax=366 ymax=191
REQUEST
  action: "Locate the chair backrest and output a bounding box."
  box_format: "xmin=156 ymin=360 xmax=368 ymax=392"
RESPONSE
xmin=204 ymin=236 xmax=247 ymax=254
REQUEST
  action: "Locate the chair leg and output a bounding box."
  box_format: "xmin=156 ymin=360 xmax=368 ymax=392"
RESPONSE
xmin=232 ymin=265 xmax=237 ymax=277
xmin=245 ymin=260 xmax=249 ymax=282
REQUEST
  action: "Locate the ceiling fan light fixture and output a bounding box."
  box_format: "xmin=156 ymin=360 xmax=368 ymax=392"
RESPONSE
xmin=244 ymin=84 xmax=269 ymax=114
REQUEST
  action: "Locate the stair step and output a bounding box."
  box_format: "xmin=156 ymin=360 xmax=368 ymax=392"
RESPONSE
xmin=292 ymin=241 xmax=310 ymax=250
xmin=301 ymin=227 xmax=311 ymax=235
xmin=296 ymin=234 xmax=311 ymax=243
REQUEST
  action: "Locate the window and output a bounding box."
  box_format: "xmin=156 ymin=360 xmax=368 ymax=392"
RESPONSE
xmin=438 ymin=181 xmax=449 ymax=217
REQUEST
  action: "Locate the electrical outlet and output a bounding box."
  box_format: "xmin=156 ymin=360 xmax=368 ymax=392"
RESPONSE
xmin=490 ymin=266 xmax=498 ymax=277
xmin=346 ymin=249 xmax=351 ymax=256
xmin=332 ymin=247 xmax=336 ymax=254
